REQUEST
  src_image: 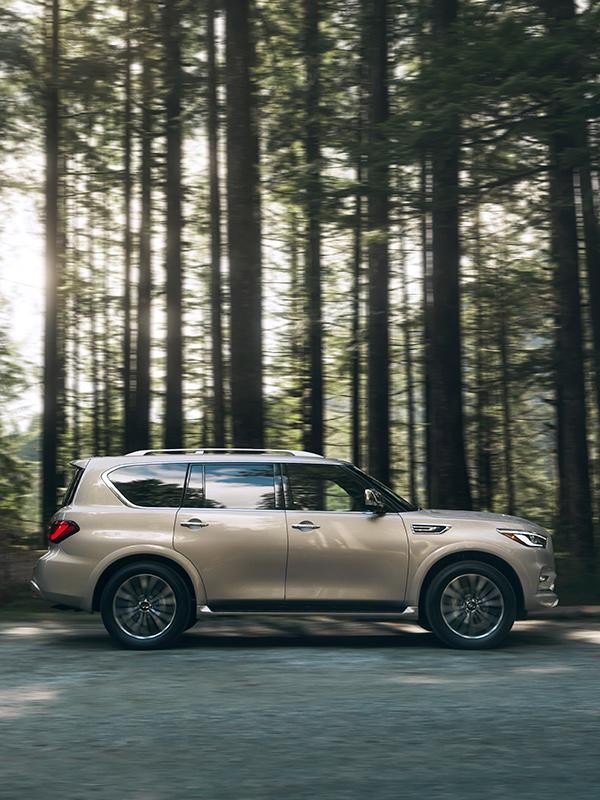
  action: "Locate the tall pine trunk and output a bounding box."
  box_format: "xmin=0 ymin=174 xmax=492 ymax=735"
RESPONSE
xmin=364 ymin=0 xmax=390 ymax=484
xmin=303 ymin=0 xmax=324 ymax=455
xmin=207 ymin=0 xmax=226 ymax=447
xmin=428 ymin=0 xmax=471 ymax=509
xmin=225 ymin=0 xmax=264 ymax=447
xmin=135 ymin=0 xmax=153 ymax=449
xmin=544 ymin=0 xmax=594 ymax=557
xmin=163 ymin=0 xmax=184 ymax=447
xmin=123 ymin=0 xmax=135 ymax=452
xmin=42 ymin=0 xmax=61 ymax=536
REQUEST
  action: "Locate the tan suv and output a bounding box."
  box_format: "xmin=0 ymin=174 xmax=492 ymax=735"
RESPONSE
xmin=31 ymin=448 xmax=558 ymax=650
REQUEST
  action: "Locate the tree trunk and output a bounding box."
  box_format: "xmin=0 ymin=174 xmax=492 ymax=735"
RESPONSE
xmin=399 ymin=207 xmax=417 ymax=503
xmin=421 ymin=155 xmax=433 ymax=506
xmin=303 ymin=0 xmax=324 ymax=455
xmin=544 ymin=0 xmax=594 ymax=558
xmin=498 ymin=285 xmax=515 ymax=516
xmin=207 ymin=0 xmax=226 ymax=447
xmin=364 ymin=0 xmax=390 ymax=484
xmin=428 ymin=0 xmax=471 ymax=509
xmin=578 ymin=127 xmax=600 ymax=423
xmin=135 ymin=0 xmax=153 ymax=449
xmin=225 ymin=0 xmax=264 ymax=447
xmin=123 ymin=0 xmax=135 ymax=452
xmin=473 ymin=199 xmax=492 ymax=511
xmin=42 ymin=0 xmax=60 ymax=537
xmin=163 ymin=0 xmax=184 ymax=448
xmin=351 ymin=161 xmax=362 ymax=468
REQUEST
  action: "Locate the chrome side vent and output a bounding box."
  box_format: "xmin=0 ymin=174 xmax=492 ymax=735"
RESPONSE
xmin=411 ymin=524 xmax=450 ymax=535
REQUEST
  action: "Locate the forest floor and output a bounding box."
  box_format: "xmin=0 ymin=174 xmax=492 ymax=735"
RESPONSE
xmin=1 ymin=607 xmax=600 ymax=799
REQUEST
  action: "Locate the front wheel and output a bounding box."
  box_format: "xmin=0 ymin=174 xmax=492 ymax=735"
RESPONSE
xmin=425 ymin=561 xmax=516 ymax=649
xmin=100 ymin=561 xmax=191 ymax=650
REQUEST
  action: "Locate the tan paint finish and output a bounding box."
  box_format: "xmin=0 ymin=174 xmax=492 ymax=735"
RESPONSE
xmin=284 ymin=511 xmax=409 ymax=601
xmin=174 ymin=508 xmax=287 ymax=601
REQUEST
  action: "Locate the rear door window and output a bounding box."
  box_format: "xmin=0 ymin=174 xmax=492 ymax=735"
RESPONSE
xmin=182 ymin=463 xmax=277 ymax=510
xmin=108 ymin=463 xmax=188 ymax=507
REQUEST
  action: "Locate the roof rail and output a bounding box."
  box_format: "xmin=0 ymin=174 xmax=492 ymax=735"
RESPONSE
xmin=125 ymin=448 xmax=324 ymax=458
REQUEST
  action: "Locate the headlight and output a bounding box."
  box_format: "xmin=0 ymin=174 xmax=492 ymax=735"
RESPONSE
xmin=497 ymin=528 xmax=547 ymax=548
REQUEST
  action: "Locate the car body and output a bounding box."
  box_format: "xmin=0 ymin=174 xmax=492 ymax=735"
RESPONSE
xmin=32 ymin=448 xmax=558 ymax=649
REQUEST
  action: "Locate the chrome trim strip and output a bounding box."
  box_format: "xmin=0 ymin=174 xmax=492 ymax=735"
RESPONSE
xmin=411 ymin=524 xmax=451 ymax=534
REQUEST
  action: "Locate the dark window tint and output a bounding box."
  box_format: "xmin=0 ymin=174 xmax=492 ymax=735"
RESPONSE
xmin=109 ymin=463 xmax=187 ymax=507
xmin=62 ymin=466 xmax=84 ymax=506
xmin=183 ymin=463 xmax=276 ymax=510
xmin=286 ymin=464 xmax=368 ymax=512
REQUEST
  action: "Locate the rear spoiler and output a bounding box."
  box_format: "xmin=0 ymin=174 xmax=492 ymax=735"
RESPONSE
xmin=70 ymin=459 xmax=91 ymax=470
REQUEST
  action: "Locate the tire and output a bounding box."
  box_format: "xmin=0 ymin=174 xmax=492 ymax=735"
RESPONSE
xmin=425 ymin=561 xmax=516 ymax=650
xmin=100 ymin=561 xmax=192 ymax=650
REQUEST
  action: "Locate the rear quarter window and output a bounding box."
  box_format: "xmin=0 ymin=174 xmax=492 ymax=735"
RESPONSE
xmin=107 ymin=463 xmax=188 ymax=507
xmin=62 ymin=466 xmax=84 ymax=506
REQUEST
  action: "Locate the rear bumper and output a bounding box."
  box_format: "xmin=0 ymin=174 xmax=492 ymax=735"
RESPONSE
xmin=31 ymin=551 xmax=88 ymax=610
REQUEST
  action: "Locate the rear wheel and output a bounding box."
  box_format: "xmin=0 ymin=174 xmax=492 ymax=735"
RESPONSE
xmin=425 ymin=561 xmax=516 ymax=649
xmin=100 ymin=561 xmax=191 ymax=650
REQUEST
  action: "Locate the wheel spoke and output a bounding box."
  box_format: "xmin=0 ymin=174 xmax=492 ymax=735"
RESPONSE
xmin=112 ymin=574 xmax=177 ymax=640
xmin=440 ymin=574 xmax=505 ymax=640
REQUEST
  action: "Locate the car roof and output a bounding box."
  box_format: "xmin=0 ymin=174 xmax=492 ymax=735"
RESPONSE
xmin=73 ymin=449 xmax=348 ymax=470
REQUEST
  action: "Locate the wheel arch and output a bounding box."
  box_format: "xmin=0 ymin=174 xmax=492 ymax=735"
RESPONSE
xmin=92 ymin=553 xmax=200 ymax=614
xmin=418 ymin=550 xmax=525 ymax=624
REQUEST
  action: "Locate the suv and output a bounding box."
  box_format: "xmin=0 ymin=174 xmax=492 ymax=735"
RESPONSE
xmin=32 ymin=448 xmax=558 ymax=650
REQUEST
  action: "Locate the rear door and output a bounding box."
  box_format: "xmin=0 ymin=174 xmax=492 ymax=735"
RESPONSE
xmin=174 ymin=462 xmax=287 ymax=604
xmin=283 ymin=463 xmax=409 ymax=606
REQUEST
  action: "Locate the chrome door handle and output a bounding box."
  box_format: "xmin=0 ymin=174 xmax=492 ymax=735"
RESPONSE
xmin=291 ymin=520 xmax=320 ymax=532
xmin=180 ymin=519 xmax=209 ymax=529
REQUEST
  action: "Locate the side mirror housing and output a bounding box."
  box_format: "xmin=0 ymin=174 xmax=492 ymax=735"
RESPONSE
xmin=364 ymin=488 xmax=385 ymax=515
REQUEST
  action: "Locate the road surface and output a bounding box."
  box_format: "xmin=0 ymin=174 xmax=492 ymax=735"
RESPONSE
xmin=1 ymin=613 xmax=599 ymax=799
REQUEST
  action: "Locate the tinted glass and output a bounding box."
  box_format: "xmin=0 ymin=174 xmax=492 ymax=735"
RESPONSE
xmin=286 ymin=464 xmax=368 ymax=512
xmin=109 ymin=463 xmax=187 ymax=507
xmin=182 ymin=464 xmax=276 ymax=510
xmin=62 ymin=466 xmax=84 ymax=506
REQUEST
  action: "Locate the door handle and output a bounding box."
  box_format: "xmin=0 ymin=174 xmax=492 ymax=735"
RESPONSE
xmin=291 ymin=520 xmax=320 ymax=532
xmin=180 ymin=518 xmax=209 ymax=529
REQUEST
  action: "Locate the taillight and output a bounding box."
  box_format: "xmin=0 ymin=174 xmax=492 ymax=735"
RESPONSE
xmin=48 ymin=520 xmax=80 ymax=544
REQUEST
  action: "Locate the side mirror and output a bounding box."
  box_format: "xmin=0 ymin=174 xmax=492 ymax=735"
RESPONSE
xmin=364 ymin=488 xmax=385 ymax=515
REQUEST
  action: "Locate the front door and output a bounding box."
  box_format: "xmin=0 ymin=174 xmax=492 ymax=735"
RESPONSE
xmin=283 ymin=463 xmax=409 ymax=607
xmin=174 ymin=462 xmax=287 ymax=605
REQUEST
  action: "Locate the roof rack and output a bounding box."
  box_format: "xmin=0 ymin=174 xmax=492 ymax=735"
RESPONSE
xmin=125 ymin=448 xmax=324 ymax=458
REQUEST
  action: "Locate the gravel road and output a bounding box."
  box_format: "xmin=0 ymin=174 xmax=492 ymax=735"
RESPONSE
xmin=1 ymin=614 xmax=599 ymax=800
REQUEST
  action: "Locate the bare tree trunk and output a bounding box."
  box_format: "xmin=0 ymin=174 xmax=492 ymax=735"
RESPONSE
xmin=544 ymin=0 xmax=594 ymax=558
xmin=497 ymin=284 xmax=515 ymax=515
xmin=399 ymin=208 xmax=417 ymax=503
xmin=351 ymin=161 xmax=362 ymax=468
xmin=163 ymin=0 xmax=184 ymax=447
xmin=473 ymin=199 xmax=492 ymax=511
xmin=225 ymin=0 xmax=264 ymax=447
xmin=123 ymin=0 xmax=135 ymax=451
xmin=364 ymin=0 xmax=390 ymax=484
xmin=421 ymin=155 xmax=433 ymax=506
xmin=429 ymin=0 xmax=471 ymax=509
xmin=42 ymin=0 xmax=61 ymax=537
xmin=135 ymin=0 xmax=153 ymax=449
xmin=207 ymin=0 xmax=226 ymax=447
xmin=303 ymin=0 xmax=324 ymax=455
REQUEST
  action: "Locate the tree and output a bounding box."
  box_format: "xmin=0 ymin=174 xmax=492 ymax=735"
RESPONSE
xmin=41 ymin=0 xmax=61 ymax=535
xmin=225 ymin=0 xmax=264 ymax=447
xmin=206 ymin=0 xmax=226 ymax=447
xmin=303 ymin=0 xmax=324 ymax=455
xmin=364 ymin=0 xmax=390 ymax=484
xmin=428 ymin=0 xmax=471 ymax=508
xmin=162 ymin=0 xmax=184 ymax=448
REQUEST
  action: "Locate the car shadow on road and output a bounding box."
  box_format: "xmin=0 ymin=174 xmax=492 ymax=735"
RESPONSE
xmin=34 ymin=616 xmax=571 ymax=651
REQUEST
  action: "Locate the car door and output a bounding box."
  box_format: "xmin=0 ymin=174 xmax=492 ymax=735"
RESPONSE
xmin=174 ymin=462 xmax=287 ymax=606
xmin=283 ymin=463 xmax=409 ymax=607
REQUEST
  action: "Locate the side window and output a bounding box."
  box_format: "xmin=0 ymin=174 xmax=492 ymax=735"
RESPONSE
xmin=108 ymin=463 xmax=187 ymax=507
xmin=286 ymin=464 xmax=367 ymax=513
xmin=182 ymin=463 xmax=276 ymax=510
xmin=62 ymin=466 xmax=84 ymax=506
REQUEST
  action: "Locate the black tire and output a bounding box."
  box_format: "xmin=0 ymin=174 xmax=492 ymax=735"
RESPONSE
xmin=425 ymin=561 xmax=516 ymax=650
xmin=100 ymin=561 xmax=192 ymax=650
